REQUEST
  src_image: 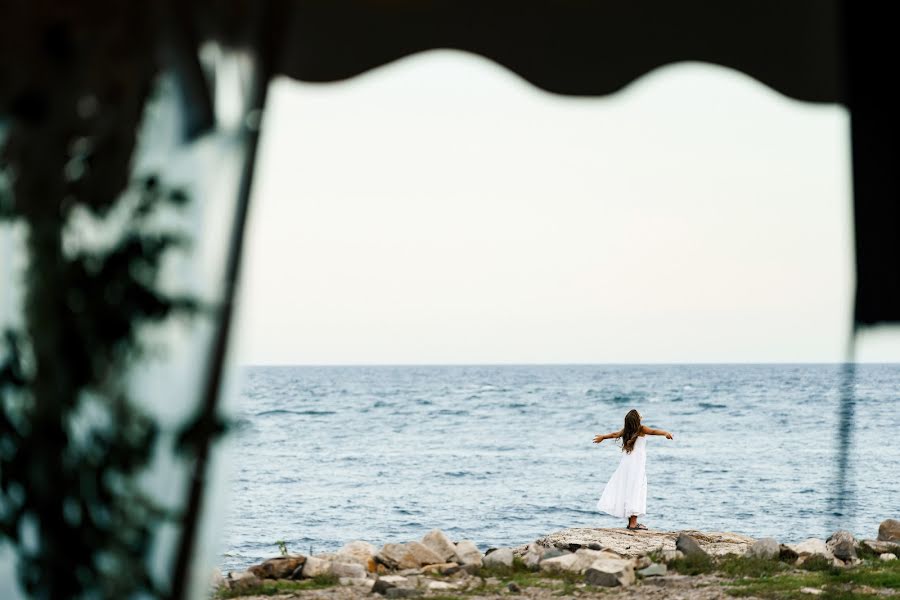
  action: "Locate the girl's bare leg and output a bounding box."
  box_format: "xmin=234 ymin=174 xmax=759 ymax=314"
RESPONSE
xmin=628 ymin=515 xmax=637 ymax=528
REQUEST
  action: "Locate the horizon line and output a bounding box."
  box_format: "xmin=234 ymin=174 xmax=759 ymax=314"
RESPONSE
xmin=237 ymin=360 xmax=896 ymax=368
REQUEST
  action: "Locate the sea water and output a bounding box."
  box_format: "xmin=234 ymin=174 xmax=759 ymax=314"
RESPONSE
xmin=220 ymin=364 xmax=899 ymax=571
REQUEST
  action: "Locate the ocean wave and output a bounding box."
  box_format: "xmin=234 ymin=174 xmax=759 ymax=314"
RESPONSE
xmin=254 ymin=409 xmax=337 ymax=417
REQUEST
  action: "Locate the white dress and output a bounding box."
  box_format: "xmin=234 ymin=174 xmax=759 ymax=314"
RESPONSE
xmin=597 ymin=435 xmax=648 ymax=518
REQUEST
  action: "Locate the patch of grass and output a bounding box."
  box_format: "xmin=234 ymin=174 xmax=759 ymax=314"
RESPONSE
xmin=717 ymin=554 xmax=790 ymax=578
xmin=798 ymin=555 xmax=840 ymax=573
xmin=215 ymin=573 xmax=340 ymax=599
xmin=727 ymin=555 xmax=900 ymax=599
xmin=670 ymin=552 xmax=715 ymax=575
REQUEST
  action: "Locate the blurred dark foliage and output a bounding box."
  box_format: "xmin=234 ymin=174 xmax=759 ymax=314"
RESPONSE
xmin=0 ymin=176 xmax=199 ymax=597
xmin=0 ymin=2 xmax=210 ymax=598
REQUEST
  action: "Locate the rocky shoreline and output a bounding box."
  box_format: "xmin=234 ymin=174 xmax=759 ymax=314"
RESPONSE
xmin=213 ymin=519 xmax=900 ymax=599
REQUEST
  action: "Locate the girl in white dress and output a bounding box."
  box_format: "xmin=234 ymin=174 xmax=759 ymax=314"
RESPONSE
xmin=593 ymin=409 xmax=673 ymax=530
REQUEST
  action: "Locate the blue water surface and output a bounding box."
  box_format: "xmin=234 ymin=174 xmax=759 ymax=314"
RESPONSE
xmin=220 ymin=364 xmax=899 ymax=571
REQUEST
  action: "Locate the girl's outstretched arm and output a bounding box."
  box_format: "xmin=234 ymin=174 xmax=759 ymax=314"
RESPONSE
xmin=641 ymin=425 xmax=674 ymax=439
xmin=592 ymin=429 xmax=623 ymax=444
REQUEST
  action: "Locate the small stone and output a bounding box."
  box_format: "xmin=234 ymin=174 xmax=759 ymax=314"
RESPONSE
xmin=637 ymin=563 xmax=667 ymax=577
xmin=675 ymin=533 xmax=707 ymax=558
xmin=674 ymin=550 xmax=684 ymax=560
xmin=633 ymin=556 xmax=652 ymax=569
xmin=880 ymin=553 xmax=897 ymax=561
xmin=826 ymin=530 xmax=857 ymax=561
xmin=484 ymin=548 xmax=514 ymax=568
xmin=454 ymin=540 xmax=483 ymax=567
xmin=460 ymin=563 xmax=480 ymax=574
xmin=587 ymin=543 xmax=603 ymax=551
xmin=339 ymin=576 xmax=374 ymax=588
xmin=372 ymin=578 xmax=397 ymax=595
xmin=379 ymin=575 xmax=410 ymax=585
xmin=541 ymin=548 xmax=568 ymax=560
xmin=799 ymin=587 xmax=824 ymax=595
xmin=879 ymin=519 xmax=900 ymax=543
xmin=301 ymin=556 xmax=331 ymax=578
xmin=746 ymin=538 xmax=780 ymax=560
xmin=507 ymin=582 xmax=521 ymax=592
xmin=422 ymin=529 xmax=459 ymax=562
xmin=427 ymin=580 xmax=457 ymax=590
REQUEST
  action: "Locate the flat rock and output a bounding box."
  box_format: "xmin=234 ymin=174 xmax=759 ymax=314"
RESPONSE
xmin=862 ymin=539 xmax=900 ymax=554
xmin=516 ymin=528 xmax=754 ymax=558
xmin=483 ymin=547 xmax=514 ymax=568
xmin=746 ymin=537 xmax=780 ymax=560
xmin=637 ymin=563 xmax=667 ymax=577
xmin=454 ymin=540 xmax=483 ymax=567
xmin=422 ymin=529 xmax=458 ymax=562
xmin=427 ymin=580 xmax=458 ymax=590
xmin=879 ymin=519 xmax=900 ymax=542
xmin=420 ymin=562 xmax=458 ymax=575
xmin=330 ymin=561 xmax=367 ymax=579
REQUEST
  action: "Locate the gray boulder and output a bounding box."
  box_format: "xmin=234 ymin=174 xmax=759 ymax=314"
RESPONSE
xmin=248 ymin=556 xmax=306 ymax=579
xmin=788 ymin=538 xmax=834 ymax=564
xmin=826 ymin=530 xmax=857 ymax=562
xmin=675 ymin=533 xmax=707 ymax=558
xmin=540 ymin=553 xmax=580 ymax=573
xmin=336 ymin=541 xmax=377 ymax=569
xmin=300 ymin=556 xmax=331 ymax=578
xmin=879 ymin=519 xmax=900 ymax=543
xmin=483 ymin=547 xmax=514 ymax=568
xmin=422 ymin=529 xmax=458 ymax=562
xmin=746 ymin=537 xmax=780 ymax=560
xmin=454 ymin=540 xmax=483 ymax=567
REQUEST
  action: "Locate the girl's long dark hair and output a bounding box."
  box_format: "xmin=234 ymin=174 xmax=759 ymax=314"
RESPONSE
xmin=621 ymin=409 xmax=642 ymax=453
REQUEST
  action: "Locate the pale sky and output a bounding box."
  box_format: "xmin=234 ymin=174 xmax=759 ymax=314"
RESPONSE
xmin=234 ymin=50 xmax=898 ymax=365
